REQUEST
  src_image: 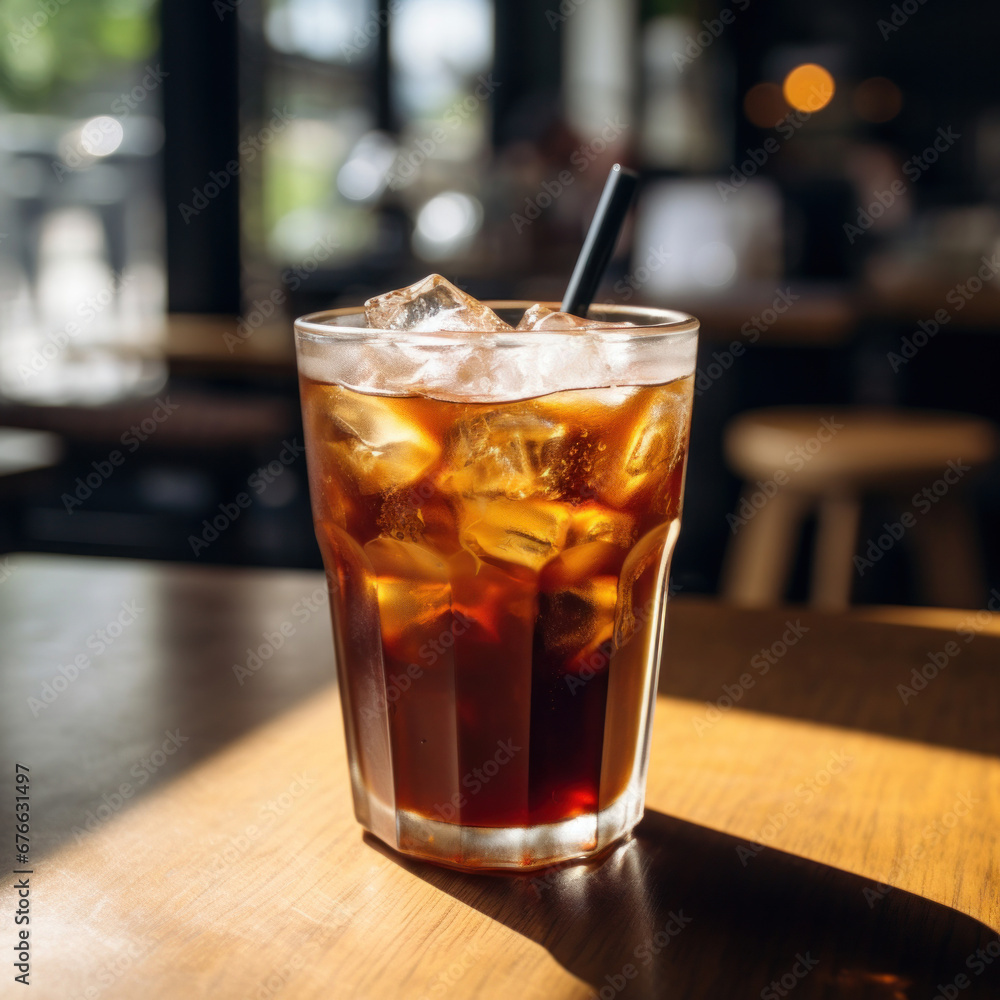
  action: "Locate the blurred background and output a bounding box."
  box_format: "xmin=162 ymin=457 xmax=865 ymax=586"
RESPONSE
xmin=1 ymin=0 xmax=998 ymax=608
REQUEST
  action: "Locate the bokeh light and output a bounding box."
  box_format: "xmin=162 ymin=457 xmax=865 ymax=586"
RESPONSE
xmin=80 ymin=116 xmax=124 ymax=157
xmin=743 ymin=82 xmax=792 ymax=128
xmin=336 ymin=131 xmax=397 ymax=203
xmin=413 ymin=191 xmax=483 ymax=260
xmin=692 ymin=242 xmax=738 ymax=287
xmin=853 ymin=77 xmax=903 ymax=123
xmin=782 ymin=63 xmax=835 ymax=113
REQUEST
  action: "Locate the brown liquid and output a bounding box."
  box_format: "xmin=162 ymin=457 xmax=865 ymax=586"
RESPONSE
xmin=301 ymin=375 xmax=693 ymax=829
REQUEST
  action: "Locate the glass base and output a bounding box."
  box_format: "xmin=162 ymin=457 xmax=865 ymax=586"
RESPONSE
xmin=368 ymin=790 xmax=645 ymax=871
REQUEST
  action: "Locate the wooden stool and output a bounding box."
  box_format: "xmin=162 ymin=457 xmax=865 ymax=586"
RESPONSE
xmin=721 ymin=408 xmax=998 ymax=610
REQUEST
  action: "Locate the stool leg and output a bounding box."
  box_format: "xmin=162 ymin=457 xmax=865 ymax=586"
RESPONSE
xmin=910 ymin=496 xmax=986 ymax=608
xmin=722 ymin=489 xmax=808 ymax=607
xmin=810 ymin=495 xmax=862 ymax=612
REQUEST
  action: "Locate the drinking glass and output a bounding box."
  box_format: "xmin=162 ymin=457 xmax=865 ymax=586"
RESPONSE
xmin=295 ymin=302 xmax=698 ymax=869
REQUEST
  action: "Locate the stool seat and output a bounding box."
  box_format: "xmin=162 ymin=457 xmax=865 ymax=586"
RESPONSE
xmin=725 ymin=408 xmax=998 ymax=493
xmin=722 ymin=407 xmax=999 ymax=611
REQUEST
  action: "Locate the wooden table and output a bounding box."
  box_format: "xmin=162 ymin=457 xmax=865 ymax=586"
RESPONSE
xmin=165 ymin=314 xmax=294 ymax=376
xmin=1 ymin=555 xmax=998 ymax=999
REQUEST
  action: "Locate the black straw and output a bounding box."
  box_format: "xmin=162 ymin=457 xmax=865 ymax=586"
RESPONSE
xmin=560 ymin=163 xmax=638 ymax=317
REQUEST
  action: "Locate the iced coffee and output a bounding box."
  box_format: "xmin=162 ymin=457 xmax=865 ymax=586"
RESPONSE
xmin=296 ymin=275 xmax=697 ymax=869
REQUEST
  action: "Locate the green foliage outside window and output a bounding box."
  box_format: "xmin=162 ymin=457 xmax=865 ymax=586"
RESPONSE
xmin=0 ymin=0 xmax=157 ymax=108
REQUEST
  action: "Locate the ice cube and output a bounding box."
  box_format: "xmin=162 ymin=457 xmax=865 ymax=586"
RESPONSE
xmin=515 ymin=303 xmax=559 ymax=330
xmin=377 ymin=485 xmax=458 ymax=553
xmin=537 ymin=541 xmax=622 ymax=665
xmin=376 ymin=487 xmax=427 ymax=544
xmin=516 ymin=304 xmax=635 ymax=332
xmin=365 ymin=274 xmax=512 ymax=333
xmin=540 ymin=540 xmax=625 ymax=591
xmin=459 ymin=496 xmax=569 ymax=571
xmin=614 ymin=524 xmax=670 ymax=648
xmin=324 ymin=386 xmax=440 ymax=495
xmin=448 ymin=548 xmax=536 ymax=644
xmin=365 ymin=537 xmax=451 ymax=664
xmin=592 ymin=380 xmax=692 ymax=507
xmin=442 ymin=406 xmax=566 ymax=500
xmin=567 ymin=503 xmax=637 ymax=547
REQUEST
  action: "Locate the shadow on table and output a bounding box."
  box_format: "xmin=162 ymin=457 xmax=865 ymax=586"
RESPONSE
xmin=0 ymin=558 xmax=339 ymax=863
xmin=662 ymin=601 xmax=1000 ymax=758
xmin=367 ymin=809 xmax=1000 ymax=998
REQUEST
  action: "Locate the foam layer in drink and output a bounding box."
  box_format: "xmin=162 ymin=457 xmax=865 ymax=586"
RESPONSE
xmin=296 ymin=303 xmax=698 ymax=404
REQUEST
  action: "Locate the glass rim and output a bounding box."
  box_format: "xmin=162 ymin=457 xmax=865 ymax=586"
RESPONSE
xmin=294 ymin=301 xmax=699 ymax=343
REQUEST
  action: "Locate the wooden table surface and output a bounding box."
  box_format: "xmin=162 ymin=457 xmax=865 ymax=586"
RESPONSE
xmin=1 ymin=555 xmax=999 ymax=999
